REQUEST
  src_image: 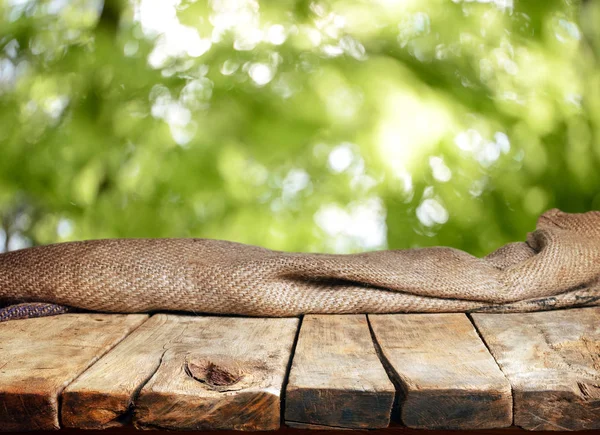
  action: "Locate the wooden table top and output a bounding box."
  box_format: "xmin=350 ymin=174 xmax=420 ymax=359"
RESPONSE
xmin=0 ymin=308 xmax=599 ymax=433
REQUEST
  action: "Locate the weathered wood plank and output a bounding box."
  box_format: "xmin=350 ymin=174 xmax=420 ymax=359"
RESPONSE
xmin=472 ymin=307 xmax=600 ymax=431
xmin=0 ymin=313 xmax=148 ymax=432
xmin=285 ymin=315 xmax=395 ymax=429
xmin=62 ymin=314 xmax=182 ymax=428
xmin=65 ymin=314 xmax=298 ymax=431
xmin=135 ymin=316 xmax=298 ymax=431
xmin=369 ymin=313 xmax=512 ymax=430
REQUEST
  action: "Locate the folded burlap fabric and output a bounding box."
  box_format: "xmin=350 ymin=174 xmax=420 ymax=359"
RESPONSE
xmin=1 ymin=208 xmax=599 ymax=321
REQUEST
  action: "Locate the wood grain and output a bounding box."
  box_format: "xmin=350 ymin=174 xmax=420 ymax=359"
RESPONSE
xmin=0 ymin=314 xmax=147 ymax=431
xmin=114 ymin=315 xmax=299 ymax=431
xmin=369 ymin=313 xmax=512 ymax=430
xmin=285 ymin=315 xmax=395 ymax=429
xmin=472 ymin=307 xmax=600 ymax=431
xmin=63 ymin=314 xmax=182 ymax=428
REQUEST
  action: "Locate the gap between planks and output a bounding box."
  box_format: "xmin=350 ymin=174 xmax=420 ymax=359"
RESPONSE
xmin=279 ymin=315 xmax=304 ymax=429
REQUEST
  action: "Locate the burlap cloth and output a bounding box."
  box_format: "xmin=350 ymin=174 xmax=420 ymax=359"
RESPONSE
xmin=1 ymin=208 xmax=599 ymax=321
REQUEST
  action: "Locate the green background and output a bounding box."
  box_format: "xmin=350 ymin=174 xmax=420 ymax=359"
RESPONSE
xmin=1 ymin=0 xmax=599 ymax=256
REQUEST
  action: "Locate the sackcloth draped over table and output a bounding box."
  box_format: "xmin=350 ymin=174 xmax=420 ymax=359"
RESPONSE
xmin=1 ymin=208 xmax=599 ymax=321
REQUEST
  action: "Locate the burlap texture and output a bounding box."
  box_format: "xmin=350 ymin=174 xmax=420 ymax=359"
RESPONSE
xmin=0 ymin=208 xmax=599 ymax=319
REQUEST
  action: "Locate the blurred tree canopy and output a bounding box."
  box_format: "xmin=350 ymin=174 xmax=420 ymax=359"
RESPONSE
xmin=0 ymin=0 xmax=599 ymax=255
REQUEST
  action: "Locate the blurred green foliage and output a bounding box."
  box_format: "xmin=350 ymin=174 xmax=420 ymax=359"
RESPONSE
xmin=0 ymin=0 xmax=599 ymax=255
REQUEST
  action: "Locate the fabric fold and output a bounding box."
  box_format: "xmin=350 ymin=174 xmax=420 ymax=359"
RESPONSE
xmin=0 ymin=208 xmax=598 ymax=320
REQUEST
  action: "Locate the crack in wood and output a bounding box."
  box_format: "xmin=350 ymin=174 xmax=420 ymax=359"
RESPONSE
xmin=366 ymin=314 xmax=403 ymax=423
xmin=466 ymin=312 xmax=515 ymax=427
xmin=285 ymin=419 xmax=355 ymax=430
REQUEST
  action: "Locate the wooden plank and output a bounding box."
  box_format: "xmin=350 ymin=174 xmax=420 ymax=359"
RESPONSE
xmin=62 ymin=314 xmax=182 ymax=428
xmin=472 ymin=307 xmax=600 ymax=431
xmin=369 ymin=313 xmax=512 ymax=430
xmin=0 ymin=313 xmax=148 ymax=431
xmin=135 ymin=316 xmax=298 ymax=431
xmin=285 ymin=315 xmax=395 ymax=429
xmin=65 ymin=315 xmax=298 ymax=431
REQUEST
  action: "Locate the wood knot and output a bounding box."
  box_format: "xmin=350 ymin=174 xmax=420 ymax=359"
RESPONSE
xmin=185 ymin=357 xmax=245 ymax=391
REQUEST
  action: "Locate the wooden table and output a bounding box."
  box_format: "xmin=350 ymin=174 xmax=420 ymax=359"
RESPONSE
xmin=0 ymin=308 xmax=599 ymax=432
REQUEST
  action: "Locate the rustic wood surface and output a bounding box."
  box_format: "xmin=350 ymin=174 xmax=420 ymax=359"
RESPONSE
xmin=2 ymin=309 xmax=600 ymax=433
xmin=132 ymin=316 xmax=298 ymax=431
xmin=368 ymin=313 xmax=512 ymax=430
xmin=472 ymin=307 xmax=600 ymax=431
xmin=285 ymin=315 xmax=395 ymax=430
xmin=0 ymin=314 xmax=148 ymax=431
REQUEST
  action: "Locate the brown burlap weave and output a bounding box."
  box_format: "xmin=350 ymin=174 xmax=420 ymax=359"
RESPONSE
xmin=0 ymin=208 xmax=599 ymax=321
